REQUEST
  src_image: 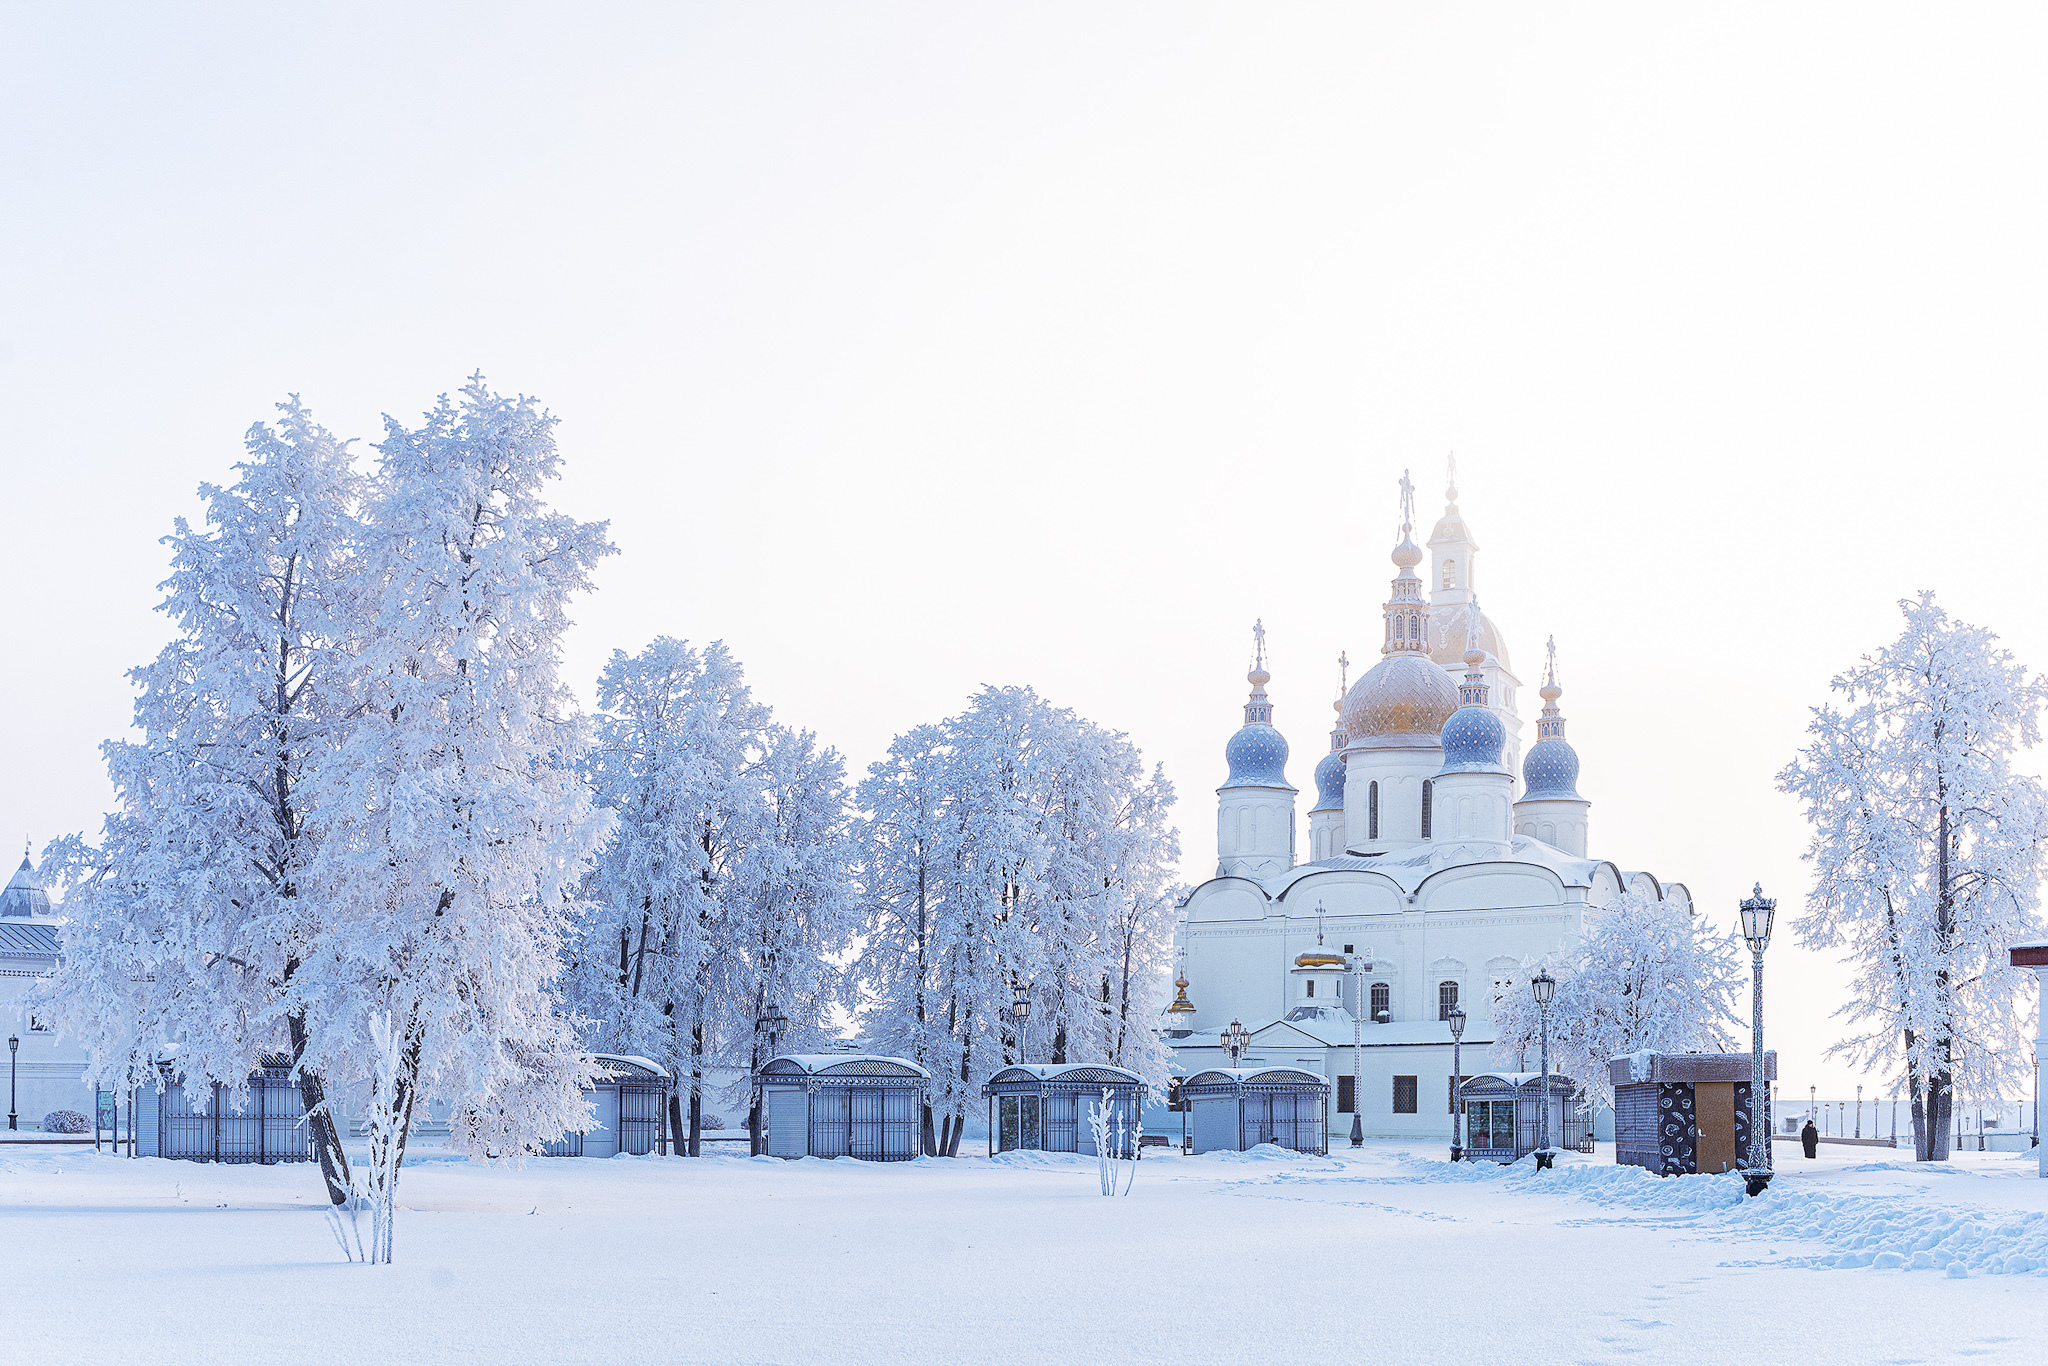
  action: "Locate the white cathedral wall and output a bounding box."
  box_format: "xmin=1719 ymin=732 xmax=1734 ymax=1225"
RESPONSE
xmin=2 ymin=971 xmax=97 ymax=1128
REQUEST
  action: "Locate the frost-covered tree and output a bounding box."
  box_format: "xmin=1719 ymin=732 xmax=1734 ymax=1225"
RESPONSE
xmin=1777 ymin=593 xmax=2048 ymax=1161
xmin=855 ymin=686 xmax=1178 ymax=1154
xmin=719 ymin=724 xmax=859 ymax=1132
xmin=1491 ymin=889 xmax=1743 ymax=1107
xmin=42 ymin=399 xmax=364 ymax=1204
xmin=299 ymin=377 xmax=615 ymax=1255
xmin=564 ymin=638 xmax=855 ymax=1155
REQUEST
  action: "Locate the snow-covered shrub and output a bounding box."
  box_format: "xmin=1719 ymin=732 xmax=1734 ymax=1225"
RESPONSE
xmin=43 ymin=1110 xmax=90 ymax=1134
xmin=700 ymin=1114 xmax=726 ymax=1130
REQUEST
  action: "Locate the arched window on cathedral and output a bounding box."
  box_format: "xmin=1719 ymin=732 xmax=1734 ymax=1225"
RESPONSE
xmin=1305 ymin=980 xmax=1315 ymax=998
xmin=1438 ymin=980 xmax=1459 ymax=1021
xmin=1442 ymin=559 xmax=1456 ymax=590
xmin=1421 ymin=779 xmax=1434 ymax=839
xmin=1368 ymin=781 xmax=1379 ymax=840
xmin=1370 ymin=982 xmax=1390 ymax=1022
xmin=1407 ymin=613 xmax=1419 ymax=640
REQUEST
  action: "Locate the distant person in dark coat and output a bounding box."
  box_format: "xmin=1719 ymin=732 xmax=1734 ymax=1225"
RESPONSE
xmin=1801 ymin=1118 xmax=1819 ymax=1159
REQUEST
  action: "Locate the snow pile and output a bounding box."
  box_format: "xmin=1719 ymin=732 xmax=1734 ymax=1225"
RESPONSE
xmin=1724 ymin=1182 xmax=2048 ymax=1278
xmin=1380 ymin=1151 xmax=2048 ymax=1277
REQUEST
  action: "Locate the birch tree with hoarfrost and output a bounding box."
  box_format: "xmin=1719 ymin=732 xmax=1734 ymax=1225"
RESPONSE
xmin=1491 ymin=888 xmax=1743 ymax=1108
xmin=302 ymin=377 xmax=616 ymax=1256
xmin=41 ymin=399 xmax=364 ymax=1204
xmin=1778 ymin=593 xmax=2048 ymax=1161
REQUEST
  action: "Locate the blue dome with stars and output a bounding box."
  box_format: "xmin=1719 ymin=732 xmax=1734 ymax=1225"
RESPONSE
xmin=1522 ymin=735 xmax=1582 ymax=800
xmin=1310 ymin=748 xmax=1346 ymax=812
xmin=1223 ymin=723 xmax=1292 ymax=789
xmin=1437 ymin=703 xmax=1507 ymax=775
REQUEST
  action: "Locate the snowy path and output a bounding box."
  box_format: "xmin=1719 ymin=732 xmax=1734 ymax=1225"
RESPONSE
xmin=3 ymin=1142 xmax=2044 ymax=1364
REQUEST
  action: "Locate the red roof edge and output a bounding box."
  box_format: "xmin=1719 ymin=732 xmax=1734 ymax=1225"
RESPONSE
xmin=2010 ymin=945 xmax=2048 ymax=968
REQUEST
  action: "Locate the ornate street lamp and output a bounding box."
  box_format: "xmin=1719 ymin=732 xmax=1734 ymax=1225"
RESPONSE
xmin=1349 ymin=950 xmax=1371 ymax=1149
xmin=1011 ymin=982 xmax=1030 ymax=1063
xmin=1739 ymin=882 xmax=1776 ymax=1196
xmin=1448 ymin=1005 xmax=1468 ymax=1162
xmin=1855 ymin=1084 xmax=1863 ymax=1140
xmin=1222 ymin=1018 xmax=1251 ymax=1070
xmin=750 ymin=1001 xmax=791 ymax=1156
xmin=7 ymin=1034 xmax=16 ymax=1131
xmin=1530 ymin=971 xmax=1556 ymax=1169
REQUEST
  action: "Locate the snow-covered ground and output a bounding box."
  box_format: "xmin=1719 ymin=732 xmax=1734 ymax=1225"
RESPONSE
xmin=4 ymin=1140 xmax=2045 ymax=1364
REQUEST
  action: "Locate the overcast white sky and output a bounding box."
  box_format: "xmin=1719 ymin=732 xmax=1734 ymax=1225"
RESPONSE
xmin=4 ymin=4 xmax=2045 ymax=1109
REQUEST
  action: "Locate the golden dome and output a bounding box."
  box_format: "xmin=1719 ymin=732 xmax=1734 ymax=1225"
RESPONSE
xmin=1294 ymin=952 xmax=1346 ymax=968
xmin=1341 ymin=654 xmax=1459 ymax=744
xmin=1428 ymin=602 xmax=1511 ymax=672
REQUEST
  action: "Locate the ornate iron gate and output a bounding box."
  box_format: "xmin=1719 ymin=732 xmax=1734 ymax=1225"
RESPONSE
xmin=618 ymin=1083 xmax=669 ymax=1155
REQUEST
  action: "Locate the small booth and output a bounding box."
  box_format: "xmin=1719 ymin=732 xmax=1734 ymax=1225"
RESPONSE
xmin=755 ymin=1054 xmax=930 ymax=1161
xmin=1180 ymin=1067 xmax=1329 ymax=1155
xmin=981 ymin=1064 xmax=1147 ymax=1157
xmin=1610 ymin=1050 xmax=1776 ymax=1176
xmin=544 ymin=1054 xmax=674 ymax=1158
xmin=1459 ymin=1072 xmax=1585 ymax=1163
xmin=135 ymin=1054 xmax=311 ymax=1165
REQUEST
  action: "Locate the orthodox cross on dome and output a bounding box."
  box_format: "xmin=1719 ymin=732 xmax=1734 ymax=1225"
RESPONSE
xmin=1536 ymin=635 xmax=1567 ymax=740
xmin=1398 ymin=469 xmax=1416 ymax=535
xmin=1242 ymin=619 xmax=1275 ymax=726
xmin=1446 ymin=452 xmax=1459 ymax=509
xmin=1316 ymin=900 xmax=1326 ymax=947
xmin=1458 ymin=594 xmax=1491 ymax=708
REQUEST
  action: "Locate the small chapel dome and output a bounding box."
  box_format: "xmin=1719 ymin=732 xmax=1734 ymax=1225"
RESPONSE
xmin=1223 ymin=722 xmax=1291 ymax=788
xmin=1439 ymin=699 xmax=1508 ymax=774
xmin=1522 ymin=735 xmax=1582 ymax=800
xmin=1310 ymin=748 xmax=1346 ymax=812
xmin=1341 ymin=654 xmax=1459 ymax=745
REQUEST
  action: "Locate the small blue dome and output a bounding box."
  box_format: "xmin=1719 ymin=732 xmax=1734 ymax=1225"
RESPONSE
xmin=1223 ymin=724 xmax=1292 ymax=789
xmin=1310 ymin=748 xmax=1346 ymax=812
xmin=1521 ymin=735 xmax=1582 ymax=800
xmin=1436 ymin=704 xmax=1507 ymax=775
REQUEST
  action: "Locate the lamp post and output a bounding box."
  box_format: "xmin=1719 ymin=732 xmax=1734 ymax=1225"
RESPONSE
xmin=1011 ymin=982 xmax=1030 ymax=1064
xmin=750 ymin=1001 xmax=789 ymax=1157
xmin=1222 ymin=1018 xmax=1250 ymax=1070
xmin=1448 ymin=1005 xmax=1468 ymax=1162
xmin=1855 ymin=1084 xmax=1863 ymax=1139
xmin=1739 ymin=882 xmax=1776 ymax=1196
xmin=1530 ymin=971 xmax=1556 ymax=1169
xmin=1349 ymin=951 xmax=1370 ymax=1149
xmin=7 ymin=1035 xmax=15 ymax=1131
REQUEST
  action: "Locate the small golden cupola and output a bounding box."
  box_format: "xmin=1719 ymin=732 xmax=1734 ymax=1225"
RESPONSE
xmin=1287 ymin=903 xmax=1350 ymax=1008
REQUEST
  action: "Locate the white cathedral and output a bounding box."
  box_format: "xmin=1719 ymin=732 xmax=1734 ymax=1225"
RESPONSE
xmin=1164 ymin=466 xmax=1690 ymax=1142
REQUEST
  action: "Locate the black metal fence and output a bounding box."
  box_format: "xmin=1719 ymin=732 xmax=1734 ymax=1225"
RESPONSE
xmin=158 ymin=1061 xmax=310 ymax=1164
